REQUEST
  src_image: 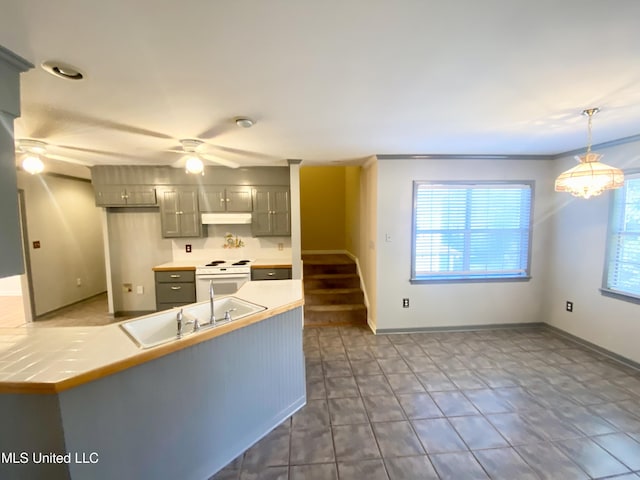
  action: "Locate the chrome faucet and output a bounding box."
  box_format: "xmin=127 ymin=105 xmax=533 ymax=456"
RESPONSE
xmin=209 ymin=280 xmax=216 ymax=325
xmin=177 ymin=308 xmax=198 ymax=337
xmin=224 ymin=308 xmax=236 ymax=322
xmin=176 ymin=309 xmax=184 ymax=338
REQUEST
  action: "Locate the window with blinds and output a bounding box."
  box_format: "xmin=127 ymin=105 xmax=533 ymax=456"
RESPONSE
xmin=411 ymin=181 xmax=533 ymax=282
xmin=603 ymin=172 xmax=640 ymax=300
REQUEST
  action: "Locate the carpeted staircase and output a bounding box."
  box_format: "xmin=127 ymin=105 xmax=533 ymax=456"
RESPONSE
xmin=303 ymin=254 xmax=367 ymax=327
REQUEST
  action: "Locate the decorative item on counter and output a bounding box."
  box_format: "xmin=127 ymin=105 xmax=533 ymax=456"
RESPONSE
xmin=223 ymin=232 xmax=245 ymax=249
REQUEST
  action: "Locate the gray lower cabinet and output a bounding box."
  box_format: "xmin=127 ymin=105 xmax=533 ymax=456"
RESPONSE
xmin=155 ymin=270 xmax=196 ymax=310
xmin=252 ymin=186 xmax=291 ymax=236
xmin=157 ymin=186 xmax=201 ymax=237
xmin=94 ymin=185 xmax=157 ymax=206
xmin=251 ymin=267 xmax=292 ymax=280
xmin=199 ymin=186 xmax=253 ymax=212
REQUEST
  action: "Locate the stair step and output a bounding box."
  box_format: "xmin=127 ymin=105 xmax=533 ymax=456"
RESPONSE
xmin=306 ymin=304 xmax=366 ymax=312
xmin=305 ymin=273 xmax=358 ymax=280
xmin=302 ymin=254 xmax=366 ymax=327
xmin=304 ymin=288 xmax=364 ymax=305
xmin=303 ymin=263 xmax=356 ymax=276
xmin=304 ymin=303 xmax=367 ymax=326
xmin=306 ymin=288 xmax=361 ymax=294
xmin=302 ymin=254 xmax=354 ymax=265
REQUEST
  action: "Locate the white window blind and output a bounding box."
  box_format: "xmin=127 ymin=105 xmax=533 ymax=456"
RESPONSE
xmin=412 ymin=182 xmax=533 ymax=281
xmin=604 ymin=173 xmax=640 ymax=299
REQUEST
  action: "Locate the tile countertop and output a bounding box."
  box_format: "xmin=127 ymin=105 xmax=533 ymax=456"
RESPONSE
xmin=152 ymin=258 xmax=292 ymax=271
xmin=0 ymin=280 xmax=303 ymax=394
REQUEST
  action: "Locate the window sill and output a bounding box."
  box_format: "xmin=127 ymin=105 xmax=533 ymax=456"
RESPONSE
xmin=410 ymin=276 xmax=531 ymax=285
xmin=600 ymin=288 xmax=640 ymax=305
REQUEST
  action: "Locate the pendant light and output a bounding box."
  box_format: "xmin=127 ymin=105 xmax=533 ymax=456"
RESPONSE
xmin=555 ymin=108 xmax=624 ymax=199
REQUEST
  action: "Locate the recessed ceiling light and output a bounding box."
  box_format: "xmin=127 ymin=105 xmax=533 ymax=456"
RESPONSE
xmin=235 ymin=117 xmax=255 ymax=128
xmin=41 ymin=60 xmax=84 ymax=80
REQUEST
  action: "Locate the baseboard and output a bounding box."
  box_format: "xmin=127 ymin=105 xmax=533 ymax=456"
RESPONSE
xmin=376 ymin=322 xmax=546 ymax=334
xmin=544 ymin=324 xmax=640 ymax=372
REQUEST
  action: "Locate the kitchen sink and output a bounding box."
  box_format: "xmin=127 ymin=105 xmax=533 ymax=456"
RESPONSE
xmin=121 ymin=296 xmax=266 ymax=349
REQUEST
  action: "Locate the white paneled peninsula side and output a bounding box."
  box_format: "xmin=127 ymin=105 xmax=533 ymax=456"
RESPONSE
xmin=0 ymin=280 xmax=305 ymax=480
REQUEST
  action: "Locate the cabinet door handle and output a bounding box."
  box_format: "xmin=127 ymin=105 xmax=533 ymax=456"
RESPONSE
xmin=170 ymin=274 xmax=181 ymax=278
xmin=267 ymin=272 xmax=275 ymax=276
xmin=170 ymin=286 xmax=182 ymax=290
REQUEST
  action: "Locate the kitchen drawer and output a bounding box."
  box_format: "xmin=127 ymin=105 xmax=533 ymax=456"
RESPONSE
xmin=155 ymin=270 xmax=195 ymax=283
xmin=251 ymin=267 xmax=292 ymax=281
xmin=155 ymin=283 xmax=196 ymax=304
xmin=156 ymin=302 xmax=191 ymax=312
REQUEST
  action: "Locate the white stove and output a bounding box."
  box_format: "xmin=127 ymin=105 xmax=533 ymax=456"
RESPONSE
xmin=195 ymin=259 xmax=253 ymax=300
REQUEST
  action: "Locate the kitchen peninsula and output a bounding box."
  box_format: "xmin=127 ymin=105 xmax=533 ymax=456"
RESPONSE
xmin=0 ymin=280 xmax=305 ymax=480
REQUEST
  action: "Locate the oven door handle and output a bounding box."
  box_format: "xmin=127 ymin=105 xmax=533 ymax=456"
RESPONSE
xmin=197 ymin=274 xmax=250 ymax=280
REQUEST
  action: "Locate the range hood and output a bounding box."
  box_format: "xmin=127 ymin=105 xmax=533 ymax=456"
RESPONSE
xmin=201 ymin=213 xmax=252 ymax=225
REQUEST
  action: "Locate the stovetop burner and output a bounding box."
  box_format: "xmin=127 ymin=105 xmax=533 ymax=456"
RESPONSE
xmin=205 ymin=260 xmax=226 ymax=266
xmin=203 ymin=259 xmax=252 ymax=267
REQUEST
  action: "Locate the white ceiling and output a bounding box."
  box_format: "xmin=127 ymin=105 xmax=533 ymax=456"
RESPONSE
xmin=2 ymin=0 xmax=640 ymax=170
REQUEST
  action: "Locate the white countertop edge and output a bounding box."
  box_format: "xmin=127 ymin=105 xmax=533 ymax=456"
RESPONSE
xmin=0 ymin=280 xmax=303 ymax=387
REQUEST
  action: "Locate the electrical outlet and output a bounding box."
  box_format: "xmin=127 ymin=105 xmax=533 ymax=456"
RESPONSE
xmin=402 ymin=298 xmax=410 ymax=308
xmin=136 ymin=285 xmax=144 ymax=295
xmin=566 ymin=301 xmax=573 ymax=312
xmin=76 ymin=278 xmax=82 ymax=287
xmin=185 ymin=244 xmax=192 ymax=253
xmin=278 ymin=243 xmax=284 ymax=251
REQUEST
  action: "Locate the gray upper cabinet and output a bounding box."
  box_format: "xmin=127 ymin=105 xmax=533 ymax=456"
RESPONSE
xmin=199 ymin=186 xmax=252 ymax=212
xmin=252 ymin=187 xmax=290 ymax=236
xmin=157 ymin=186 xmax=201 ymax=238
xmin=94 ymin=185 xmax=157 ymax=207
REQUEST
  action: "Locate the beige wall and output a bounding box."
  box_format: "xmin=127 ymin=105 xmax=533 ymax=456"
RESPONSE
xmin=18 ymin=172 xmax=107 ymax=316
xmin=107 ymin=209 xmax=173 ymax=314
xmin=344 ymin=166 xmax=361 ymax=257
xmin=300 ymin=166 xmax=347 ymax=251
xmin=374 ymin=157 xmax=554 ymax=332
xmin=359 ymin=159 xmax=378 ymax=330
xmin=546 ymin=139 xmax=640 ymax=364
xmin=0 ymin=275 xmax=21 ymax=295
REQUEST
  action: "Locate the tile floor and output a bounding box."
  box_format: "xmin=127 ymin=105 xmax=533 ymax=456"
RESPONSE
xmin=212 ymin=325 xmax=640 ymax=480
xmin=0 ymin=293 xmax=126 ymax=328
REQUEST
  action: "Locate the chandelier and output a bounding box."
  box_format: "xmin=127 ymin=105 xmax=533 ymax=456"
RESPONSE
xmin=554 ymin=108 xmax=624 ymax=199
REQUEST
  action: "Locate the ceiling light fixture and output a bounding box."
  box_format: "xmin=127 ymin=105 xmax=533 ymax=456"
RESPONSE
xmin=235 ymin=117 xmax=255 ymax=128
xmin=16 ymin=139 xmax=47 ymax=174
xmin=185 ymin=155 xmax=204 ymax=175
xmin=21 ymin=155 xmax=45 ymax=175
xmin=41 ymin=60 xmax=84 ymax=80
xmin=554 ymin=108 xmax=624 ymax=199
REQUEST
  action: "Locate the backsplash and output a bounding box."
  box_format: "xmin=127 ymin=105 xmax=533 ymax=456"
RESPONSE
xmin=171 ymin=224 xmax=291 ymax=261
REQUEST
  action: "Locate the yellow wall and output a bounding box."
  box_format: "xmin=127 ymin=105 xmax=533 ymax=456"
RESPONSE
xmin=300 ymin=166 xmax=346 ymax=250
xmin=344 ymin=166 xmax=361 ymax=257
